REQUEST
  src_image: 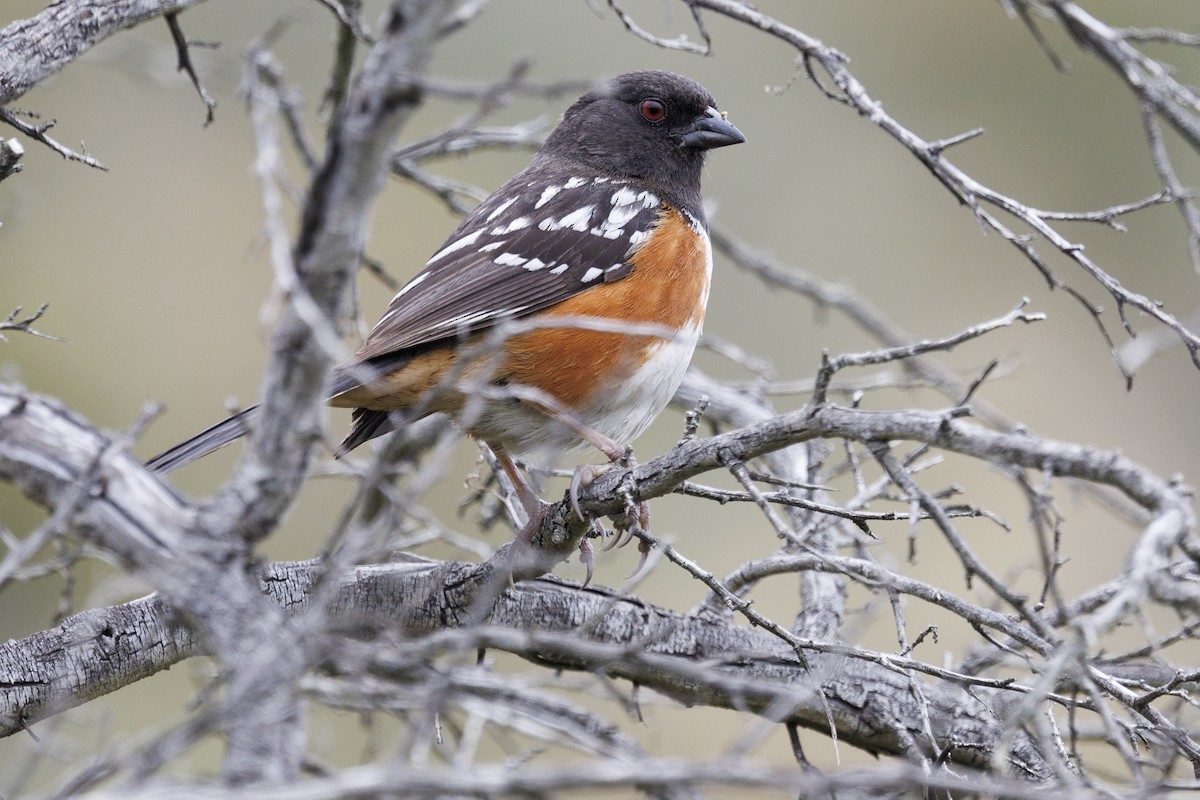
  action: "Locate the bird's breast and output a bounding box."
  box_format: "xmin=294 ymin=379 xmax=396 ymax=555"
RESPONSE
xmin=485 ymin=204 xmax=712 ymax=449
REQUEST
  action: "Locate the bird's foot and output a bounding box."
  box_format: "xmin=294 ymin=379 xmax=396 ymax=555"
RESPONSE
xmin=569 ymin=458 xmax=649 ymax=542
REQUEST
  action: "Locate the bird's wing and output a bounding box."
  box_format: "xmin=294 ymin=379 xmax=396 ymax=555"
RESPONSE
xmin=347 ymin=175 xmax=662 ymax=368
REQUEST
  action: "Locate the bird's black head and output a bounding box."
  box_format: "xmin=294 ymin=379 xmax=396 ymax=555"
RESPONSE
xmin=537 ymin=70 xmax=745 ymax=209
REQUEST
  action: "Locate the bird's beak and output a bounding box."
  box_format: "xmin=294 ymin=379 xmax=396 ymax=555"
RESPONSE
xmin=680 ymin=106 xmax=746 ymax=149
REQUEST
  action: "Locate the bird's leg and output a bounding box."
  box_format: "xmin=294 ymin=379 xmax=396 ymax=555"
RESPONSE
xmin=509 ymin=396 xmax=650 ymax=544
xmin=493 ymin=445 xmax=605 ymax=587
xmin=491 ymin=446 xmax=552 ymax=545
xmin=530 ymin=404 xmax=649 ymax=547
xmin=493 ymin=395 xmax=652 ymax=578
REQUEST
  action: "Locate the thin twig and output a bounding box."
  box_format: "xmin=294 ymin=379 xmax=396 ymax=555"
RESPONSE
xmin=607 ymin=0 xmax=711 ymax=54
xmin=0 ymin=108 xmax=107 ymax=170
xmin=0 ymin=304 xmax=62 ymax=342
xmin=164 ymin=12 xmax=217 ymax=126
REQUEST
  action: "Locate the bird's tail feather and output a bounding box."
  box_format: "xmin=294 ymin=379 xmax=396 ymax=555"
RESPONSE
xmin=145 ymin=405 xmax=259 ymax=474
xmin=336 ymin=408 xmax=396 ymax=457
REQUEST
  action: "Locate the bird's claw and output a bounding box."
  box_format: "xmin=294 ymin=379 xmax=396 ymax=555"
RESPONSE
xmin=569 ymin=463 xmax=607 ymax=521
xmin=567 ymin=450 xmax=650 ymax=577
xmin=579 ymin=537 xmax=595 ymax=588
xmin=569 ymin=447 xmax=639 ymax=522
xmin=627 ymin=536 xmax=652 ymax=579
xmin=608 ymin=500 xmax=649 ymax=550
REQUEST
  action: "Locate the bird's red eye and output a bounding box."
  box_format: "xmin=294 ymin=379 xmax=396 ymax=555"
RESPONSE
xmin=639 ymin=98 xmax=667 ymax=123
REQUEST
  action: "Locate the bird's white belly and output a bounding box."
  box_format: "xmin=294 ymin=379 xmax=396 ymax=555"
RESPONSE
xmin=470 ymin=323 xmax=701 ymax=457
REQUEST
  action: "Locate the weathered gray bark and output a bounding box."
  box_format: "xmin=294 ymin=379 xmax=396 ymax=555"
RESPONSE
xmin=0 ymin=0 xmax=205 ymax=107
xmin=16 ymin=374 xmax=1196 ymax=781
xmin=0 ymin=552 xmax=1055 ymax=780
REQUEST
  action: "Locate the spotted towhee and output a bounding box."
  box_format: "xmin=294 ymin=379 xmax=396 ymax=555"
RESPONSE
xmin=148 ymin=70 xmax=744 ymax=567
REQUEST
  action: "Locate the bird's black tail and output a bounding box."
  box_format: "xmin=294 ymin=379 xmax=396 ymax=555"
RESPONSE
xmin=336 ymin=408 xmax=395 ymax=457
xmin=145 ymin=405 xmax=259 ymax=474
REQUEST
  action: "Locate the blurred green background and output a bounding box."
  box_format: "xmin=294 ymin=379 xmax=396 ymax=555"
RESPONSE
xmin=3 ymin=0 xmax=1200 ymax=789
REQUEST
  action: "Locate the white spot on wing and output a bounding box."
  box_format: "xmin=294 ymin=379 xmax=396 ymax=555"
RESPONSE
xmin=491 ymin=216 xmax=531 ymax=235
xmin=427 ymin=229 xmax=482 ymax=265
xmin=433 ymin=306 xmax=529 ymax=331
xmin=486 ymin=196 xmax=517 ymax=222
xmin=565 ymin=176 xmax=587 ymax=189
xmin=581 ymin=267 xmax=603 ymax=283
xmin=479 ymin=240 xmax=506 ymax=253
xmin=494 ymin=252 xmax=528 ymax=267
xmin=592 ymin=187 xmax=658 ymax=240
xmin=523 ymin=258 xmax=548 ymax=271
xmin=550 ymin=264 xmax=569 ymax=275
xmin=391 ymin=271 xmax=428 ymax=300
xmin=535 ymin=185 xmax=561 ymax=209
xmin=539 ymin=205 xmax=595 ymax=232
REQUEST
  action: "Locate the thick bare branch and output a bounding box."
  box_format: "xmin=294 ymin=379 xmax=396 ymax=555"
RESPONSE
xmin=7 ymin=363 xmax=1195 ymax=779
xmin=0 ymin=0 xmax=206 ymax=107
xmin=0 ymin=555 xmax=1056 ymax=780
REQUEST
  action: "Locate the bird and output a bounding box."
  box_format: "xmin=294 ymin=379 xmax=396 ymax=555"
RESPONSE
xmin=147 ymin=70 xmax=745 ymax=576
